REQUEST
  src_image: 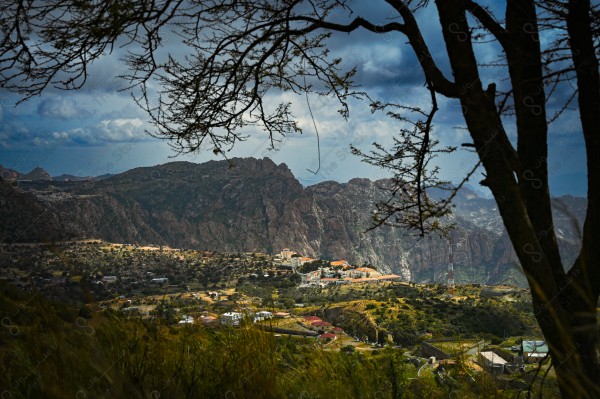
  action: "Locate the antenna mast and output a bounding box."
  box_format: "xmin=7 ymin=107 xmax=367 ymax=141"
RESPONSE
xmin=447 ymin=237 xmax=455 ymax=293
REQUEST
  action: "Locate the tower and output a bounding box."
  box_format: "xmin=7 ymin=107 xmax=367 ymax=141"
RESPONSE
xmin=447 ymin=238 xmax=455 ymax=292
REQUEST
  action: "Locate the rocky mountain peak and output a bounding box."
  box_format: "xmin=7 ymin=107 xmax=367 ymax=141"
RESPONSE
xmin=0 ymin=157 xmax=586 ymax=286
xmin=22 ymin=167 xmax=52 ymax=181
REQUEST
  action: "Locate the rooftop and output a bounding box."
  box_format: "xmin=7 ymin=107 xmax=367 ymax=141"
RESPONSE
xmin=319 ymin=333 xmax=336 ymax=339
xmin=480 ymin=351 xmax=507 ymax=365
xmin=522 ymin=340 xmax=549 ymax=353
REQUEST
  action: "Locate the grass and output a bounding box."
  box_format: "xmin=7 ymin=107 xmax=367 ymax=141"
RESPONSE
xmin=2 ymin=280 xmax=548 ymax=398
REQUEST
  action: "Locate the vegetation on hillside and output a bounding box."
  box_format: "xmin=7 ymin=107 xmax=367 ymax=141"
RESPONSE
xmin=0 ymin=281 xmax=537 ymax=399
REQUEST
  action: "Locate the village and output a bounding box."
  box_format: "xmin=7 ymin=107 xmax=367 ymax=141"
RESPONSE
xmin=275 ymin=248 xmax=403 ymax=287
xmin=0 ymin=240 xmax=551 ymax=386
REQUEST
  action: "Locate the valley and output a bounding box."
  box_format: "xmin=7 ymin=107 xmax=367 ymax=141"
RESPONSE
xmin=0 ymin=239 xmax=557 ymax=398
xmin=0 ymin=158 xmax=580 ymax=397
xmin=0 ymin=158 xmax=587 ymax=286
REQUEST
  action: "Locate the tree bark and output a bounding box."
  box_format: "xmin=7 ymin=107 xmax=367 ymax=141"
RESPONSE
xmin=434 ymin=1 xmax=599 ymax=397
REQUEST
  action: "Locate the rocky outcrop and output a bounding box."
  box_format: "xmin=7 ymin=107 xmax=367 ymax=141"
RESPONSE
xmin=0 ymin=158 xmax=585 ymax=285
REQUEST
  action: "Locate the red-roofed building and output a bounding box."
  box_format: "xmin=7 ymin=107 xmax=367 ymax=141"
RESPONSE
xmin=311 ymin=320 xmax=333 ymax=332
xmin=304 ymin=316 xmax=321 ymax=322
xmin=333 ymin=327 xmax=344 ymax=334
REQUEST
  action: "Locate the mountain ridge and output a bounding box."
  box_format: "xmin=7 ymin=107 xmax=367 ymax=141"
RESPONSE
xmin=0 ymin=157 xmax=585 ymax=285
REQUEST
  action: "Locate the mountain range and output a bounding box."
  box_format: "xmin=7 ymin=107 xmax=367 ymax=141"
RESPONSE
xmin=0 ymin=158 xmax=586 ymax=286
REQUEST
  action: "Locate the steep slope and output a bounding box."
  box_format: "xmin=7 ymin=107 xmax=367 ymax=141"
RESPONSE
xmin=0 ymin=158 xmax=586 ymax=285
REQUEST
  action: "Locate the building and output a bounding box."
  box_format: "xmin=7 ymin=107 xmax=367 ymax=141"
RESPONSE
xmin=319 ymin=333 xmax=337 ymax=341
xmin=321 ymin=268 xmax=337 ymax=278
xmin=151 ymin=277 xmax=169 ymax=285
xmin=280 ymin=248 xmax=296 ymax=260
xmin=254 ymin=311 xmax=273 ymax=321
xmin=304 ymin=316 xmax=322 ymax=323
xmin=300 ymin=270 xmax=321 ymax=285
xmin=102 ymin=276 xmax=117 ymax=283
xmin=351 ymin=267 xmax=381 ymax=278
xmin=522 ymin=340 xmax=549 ymax=363
xmin=292 ymin=256 xmax=318 ymax=267
xmin=330 ymin=260 xmax=350 ymax=268
xmin=221 ymin=312 xmax=243 ymax=326
xmin=179 ymin=315 xmax=194 ymax=324
xmin=274 ymin=312 xmax=290 ymax=318
xmin=479 ymin=351 xmax=507 ymax=373
xmin=311 ymin=320 xmax=332 ymax=332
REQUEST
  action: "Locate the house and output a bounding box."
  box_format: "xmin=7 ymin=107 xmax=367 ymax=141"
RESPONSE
xmin=302 ymin=316 xmax=321 ymax=327
xmin=102 ymin=276 xmax=117 ymax=283
xmin=280 ymin=248 xmax=296 ymax=260
xmin=522 ymin=340 xmax=549 ymax=363
xmin=179 ymin=315 xmax=194 ymax=324
xmin=332 ymin=327 xmax=344 ymax=334
xmin=300 ymin=270 xmax=321 ymax=284
xmin=254 ymin=311 xmax=273 ymax=321
xmin=319 ymin=333 xmax=337 ymax=341
xmin=479 ymin=351 xmax=507 ymax=373
xmin=274 ymin=312 xmax=290 ymax=318
xmin=351 ymin=267 xmax=381 ymax=279
xmin=292 ymin=256 xmax=318 ymax=267
xmin=321 ymin=268 xmax=337 ymax=278
xmin=221 ymin=312 xmax=243 ymax=326
xmin=151 ymin=277 xmax=169 ymax=285
xmin=311 ymin=320 xmax=332 ymax=332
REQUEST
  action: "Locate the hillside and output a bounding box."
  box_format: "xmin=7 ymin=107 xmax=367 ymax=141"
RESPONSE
xmin=0 ymin=158 xmax=585 ymax=284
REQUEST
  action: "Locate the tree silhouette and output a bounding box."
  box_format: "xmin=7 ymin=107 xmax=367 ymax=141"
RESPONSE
xmin=1 ymin=0 xmax=599 ymax=397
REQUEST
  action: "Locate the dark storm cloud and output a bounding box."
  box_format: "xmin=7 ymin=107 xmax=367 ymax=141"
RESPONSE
xmin=0 ymin=0 xmax=587 ymax=196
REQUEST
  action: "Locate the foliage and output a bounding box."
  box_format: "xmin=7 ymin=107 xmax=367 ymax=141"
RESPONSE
xmin=0 ymin=282 xmax=484 ymax=398
xmin=2 ymin=0 xmax=600 ymax=394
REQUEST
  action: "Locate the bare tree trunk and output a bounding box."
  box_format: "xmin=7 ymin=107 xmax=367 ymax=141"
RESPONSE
xmin=434 ymin=1 xmax=599 ymax=397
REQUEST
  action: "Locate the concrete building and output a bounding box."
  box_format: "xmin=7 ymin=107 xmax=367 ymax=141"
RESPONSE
xmin=479 ymin=351 xmax=507 ymax=373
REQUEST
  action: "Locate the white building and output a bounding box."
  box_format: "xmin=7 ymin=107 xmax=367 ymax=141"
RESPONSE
xmin=300 ymin=270 xmax=321 ymax=285
xmin=254 ymin=311 xmax=273 ymax=322
xmin=221 ymin=312 xmax=243 ymax=326
xmin=179 ymin=315 xmax=194 ymax=324
xmin=280 ymin=248 xmax=296 ymax=260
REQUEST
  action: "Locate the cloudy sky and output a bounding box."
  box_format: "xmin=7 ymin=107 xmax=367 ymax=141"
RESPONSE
xmin=0 ymin=1 xmax=587 ymax=196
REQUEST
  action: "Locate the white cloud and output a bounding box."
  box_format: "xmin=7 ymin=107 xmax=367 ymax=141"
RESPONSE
xmin=48 ymin=118 xmax=151 ymax=145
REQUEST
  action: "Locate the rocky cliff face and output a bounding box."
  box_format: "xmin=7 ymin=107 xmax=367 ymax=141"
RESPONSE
xmin=1 ymin=158 xmax=585 ymax=285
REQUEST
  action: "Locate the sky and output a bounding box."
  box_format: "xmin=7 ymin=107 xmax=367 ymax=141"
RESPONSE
xmin=0 ymin=1 xmax=588 ymax=196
